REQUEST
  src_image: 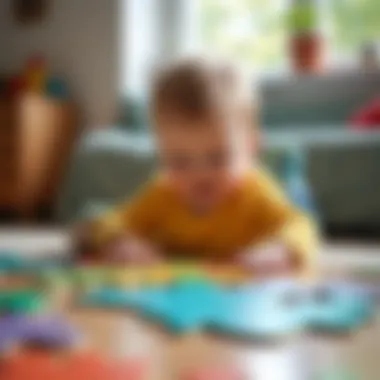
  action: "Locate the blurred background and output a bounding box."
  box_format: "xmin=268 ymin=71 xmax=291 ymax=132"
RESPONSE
xmin=0 ymin=2 xmax=380 ymax=379
xmin=0 ymin=0 xmax=379 ymax=240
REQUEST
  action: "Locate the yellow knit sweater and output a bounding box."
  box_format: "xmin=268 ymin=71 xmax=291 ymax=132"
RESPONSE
xmin=94 ymin=168 xmax=318 ymax=271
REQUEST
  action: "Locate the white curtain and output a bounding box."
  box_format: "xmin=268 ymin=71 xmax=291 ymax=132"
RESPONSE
xmin=119 ymin=0 xmax=199 ymax=96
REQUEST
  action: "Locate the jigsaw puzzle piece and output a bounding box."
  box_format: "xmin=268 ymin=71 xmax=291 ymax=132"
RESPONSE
xmin=65 ymin=352 xmax=147 ymax=380
xmin=64 ymin=352 xmax=118 ymax=380
xmin=132 ymin=288 xmax=173 ymax=318
xmin=1 ymin=351 xmax=147 ymax=380
xmin=72 ymin=266 xmax=107 ymax=292
xmin=313 ymin=366 xmax=359 ymax=380
xmin=0 ymin=290 xmax=47 ymax=315
xmin=144 ymin=265 xmax=174 ymax=286
xmin=82 ymin=287 xmax=149 ymax=310
xmin=0 ymin=351 xmax=61 ymax=380
xmin=0 ymin=316 xmax=21 ymax=352
xmin=203 ymin=264 xmax=248 ymax=285
xmin=209 ymin=280 xmax=308 ymax=340
xmin=111 ymin=358 xmax=147 ymax=380
xmin=140 ymin=279 xmax=224 ymax=333
xmin=0 ymin=315 xmax=80 ymax=351
xmin=105 ymin=267 xmax=147 ymax=289
xmin=0 ymin=251 xmax=68 ymax=274
xmin=182 ymin=364 xmax=244 ymax=380
xmin=19 ymin=315 xmax=80 ymax=348
xmin=0 ymin=252 xmax=23 ymax=272
xmin=171 ymin=263 xmax=207 ymax=283
xmin=306 ymin=283 xmax=375 ymax=333
xmin=104 ymin=263 xmax=201 ymax=289
xmin=37 ymin=269 xmax=68 ymax=290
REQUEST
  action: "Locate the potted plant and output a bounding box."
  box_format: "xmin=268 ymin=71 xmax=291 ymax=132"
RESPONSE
xmin=288 ymin=0 xmax=324 ymax=73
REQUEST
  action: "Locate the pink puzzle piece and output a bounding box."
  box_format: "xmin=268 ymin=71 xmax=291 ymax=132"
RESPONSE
xmin=183 ymin=365 xmax=245 ymax=380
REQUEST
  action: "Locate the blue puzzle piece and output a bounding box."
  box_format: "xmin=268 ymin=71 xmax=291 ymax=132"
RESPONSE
xmin=83 ymin=279 xmax=225 ymax=333
xmin=0 ymin=252 xmax=68 ymax=274
xmin=306 ymin=283 xmax=375 ymax=332
xmin=83 ymin=287 xmax=173 ymax=319
xmin=132 ymin=288 xmax=173 ymax=317
xmin=139 ymin=280 xmax=224 ymax=332
xmin=210 ymin=280 xmax=309 ymax=340
xmin=82 ymin=287 xmax=148 ymax=309
xmin=0 ymin=252 xmax=24 ymax=271
xmin=81 ymin=279 xmax=376 ymax=338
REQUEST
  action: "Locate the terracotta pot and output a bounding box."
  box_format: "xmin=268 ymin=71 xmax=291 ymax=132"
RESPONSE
xmin=290 ymin=33 xmax=324 ymax=74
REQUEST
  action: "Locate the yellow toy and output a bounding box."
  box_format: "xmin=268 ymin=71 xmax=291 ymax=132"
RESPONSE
xmin=25 ymin=56 xmax=48 ymax=93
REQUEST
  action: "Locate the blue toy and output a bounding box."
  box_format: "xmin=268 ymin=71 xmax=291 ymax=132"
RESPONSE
xmin=84 ymin=279 xmax=223 ymax=333
xmin=306 ymin=282 xmax=374 ymax=333
xmin=209 ymin=281 xmax=308 ymax=340
xmin=138 ymin=280 xmax=224 ymax=332
xmin=0 ymin=315 xmax=80 ymax=352
xmin=45 ymin=76 xmax=69 ymax=99
xmin=0 ymin=251 xmax=68 ymax=274
xmin=83 ymin=287 xmax=150 ymax=310
xmin=82 ymin=279 xmax=376 ymax=339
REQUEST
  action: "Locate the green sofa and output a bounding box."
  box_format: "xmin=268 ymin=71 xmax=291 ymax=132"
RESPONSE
xmin=57 ymin=72 xmax=380 ymax=232
xmin=262 ymin=72 xmax=380 ymax=231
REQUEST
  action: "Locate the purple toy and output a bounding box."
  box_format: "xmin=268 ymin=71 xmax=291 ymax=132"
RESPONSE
xmin=0 ymin=315 xmax=80 ymax=351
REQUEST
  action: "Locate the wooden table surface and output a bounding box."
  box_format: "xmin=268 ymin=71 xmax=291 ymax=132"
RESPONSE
xmin=64 ymin=284 xmax=380 ymax=380
xmin=9 ymin=267 xmax=377 ymax=380
xmin=3 ymin=232 xmax=380 ymax=380
xmin=61 ymin=302 xmax=380 ymax=380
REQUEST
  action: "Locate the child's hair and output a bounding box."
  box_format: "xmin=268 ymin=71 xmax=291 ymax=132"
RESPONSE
xmin=151 ymin=56 xmax=257 ymax=125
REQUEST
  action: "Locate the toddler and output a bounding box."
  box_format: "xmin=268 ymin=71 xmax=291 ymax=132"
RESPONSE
xmin=78 ymin=57 xmax=317 ymax=277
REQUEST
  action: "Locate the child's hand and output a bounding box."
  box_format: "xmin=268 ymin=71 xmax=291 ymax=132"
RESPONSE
xmin=236 ymin=241 xmax=295 ymax=278
xmin=71 ymin=221 xmax=99 ymax=260
xmin=106 ymin=236 xmax=162 ymax=265
xmin=71 ymin=222 xmax=161 ymax=265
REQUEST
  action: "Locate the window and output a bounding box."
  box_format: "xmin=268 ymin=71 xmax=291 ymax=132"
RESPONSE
xmin=197 ymin=0 xmax=380 ymax=72
xmin=120 ymin=0 xmax=380 ymax=94
xmin=329 ymin=0 xmax=380 ymax=59
xmin=199 ymin=0 xmax=286 ymax=72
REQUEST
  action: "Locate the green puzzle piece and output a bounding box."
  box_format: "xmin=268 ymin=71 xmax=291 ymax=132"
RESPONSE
xmin=171 ymin=262 xmax=207 ymax=283
xmin=0 ymin=290 xmax=47 ymax=314
xmin=39 ymin=269 xmax=67 ymax=285
xmin=315 ymin=366 xmax=358 ymax=380
xmin=72 ymin=267 xmax=106 ymax=292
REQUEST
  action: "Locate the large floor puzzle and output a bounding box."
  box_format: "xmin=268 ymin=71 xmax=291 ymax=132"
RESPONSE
xmin=1 ymin=250 xmax=378 ymax=341
xmin=209 ymin=281 xmax=306 ymax=339
xmin=82 ymin=279 xmax=376 ymax=339
xmin=210 ymin=281 xmax=375 ymax=338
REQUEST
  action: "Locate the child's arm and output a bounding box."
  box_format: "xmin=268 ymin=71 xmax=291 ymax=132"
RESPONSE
xmin=237 ymin=170 xmax=319 ymax=277
xmin=73 ymin=180 xmax=165 ymax=263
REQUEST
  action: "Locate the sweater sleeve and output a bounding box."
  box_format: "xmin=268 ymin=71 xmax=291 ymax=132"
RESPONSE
xmin=92 ymin=180 xmax=165 ymax=247
xmin=252 ymin=169 xmax=319 ymax=275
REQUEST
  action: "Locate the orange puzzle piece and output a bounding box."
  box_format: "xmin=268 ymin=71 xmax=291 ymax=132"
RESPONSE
xmin=183 ymin=365 xmax=245 ymax=380
xmin=0 ymin=351 xmax=147 ymax=380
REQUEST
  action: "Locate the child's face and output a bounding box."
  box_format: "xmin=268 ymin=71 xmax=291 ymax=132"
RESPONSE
xmin=156 ymin=115 xmax=254 ymax=211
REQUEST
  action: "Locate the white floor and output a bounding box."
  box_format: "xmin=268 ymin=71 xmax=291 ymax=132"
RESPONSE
xmin=0 ymin=228 xmax=71 ymax=257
